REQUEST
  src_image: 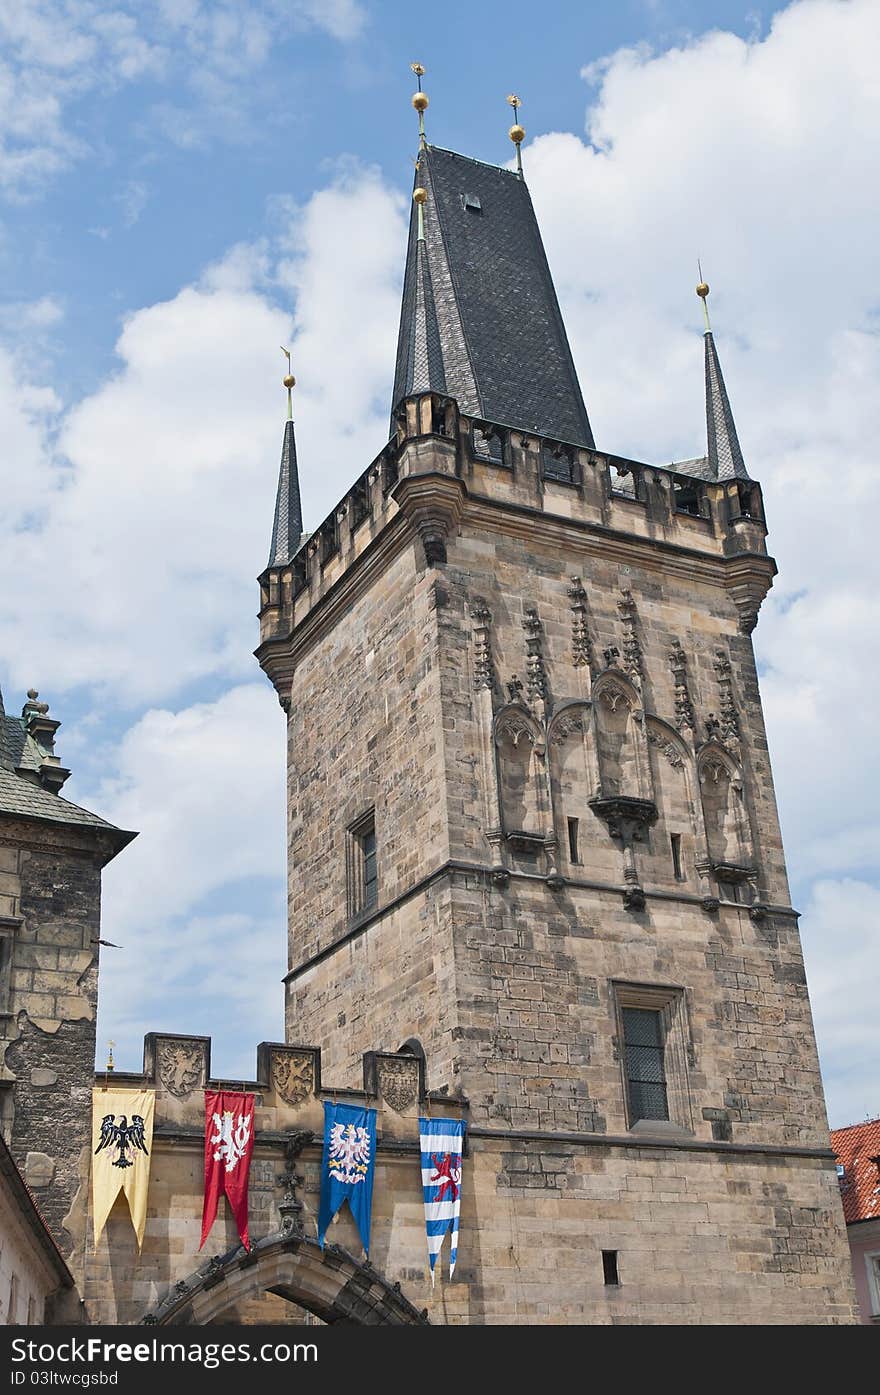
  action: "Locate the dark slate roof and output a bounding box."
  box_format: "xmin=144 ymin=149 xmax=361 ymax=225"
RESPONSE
xmin=0 ymin=767 xmax=134 ymax=846
xmin=670 ymin=454 xmax=714 ymax=481
xmin=267 ymin=417 xmax=304 ymax=569
xmin=705 ymin=330 xmax=749 ymax=481
xmin=392 ymin=145 xmax=595 ymax=448
xmin=0 ymin=711 xmax=42 ymax=775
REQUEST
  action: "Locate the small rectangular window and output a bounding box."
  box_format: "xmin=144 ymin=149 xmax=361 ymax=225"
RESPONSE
xmin=670 ymin=833 xmax=683 ymax=880
xmin=348 ymin=811 xmax=378 ymax=919
xmin=602 ymin=1250 xmax=619 ymax=1286
xmin=567 ymin=817 xmax=580 ymax=865
xmin=622 ymin=1006 xmax=669 ymax=1123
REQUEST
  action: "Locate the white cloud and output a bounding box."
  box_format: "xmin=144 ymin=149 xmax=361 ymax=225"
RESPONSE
xmin=0 ymin=166 xmax=403 ymax=703
xmin=799 ymin=879 xmax=880 ymax=1127
xmin=92 ymin=683 xmax=287 ymax=1075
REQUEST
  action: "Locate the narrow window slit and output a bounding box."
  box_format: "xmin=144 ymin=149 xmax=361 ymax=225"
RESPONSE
xmin=670 ymin=832 xmax=683 ymax=880
xmin=567 ymin=816 xmax=580 ymax=864
xmin=602 ymin=1250 xmax=619 ymax=1286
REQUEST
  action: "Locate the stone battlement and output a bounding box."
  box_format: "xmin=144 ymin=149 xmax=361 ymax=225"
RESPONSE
xmin=257 ymin=391 xmax=773 ymax=671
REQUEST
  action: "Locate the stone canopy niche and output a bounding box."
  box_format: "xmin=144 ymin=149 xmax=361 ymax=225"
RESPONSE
xmin=494 ymin=701 xmax=547 ymax=855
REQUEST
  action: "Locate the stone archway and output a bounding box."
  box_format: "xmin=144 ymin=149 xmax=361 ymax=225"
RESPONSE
xmin=142 ymin=1231 xmax=429 ymax=1326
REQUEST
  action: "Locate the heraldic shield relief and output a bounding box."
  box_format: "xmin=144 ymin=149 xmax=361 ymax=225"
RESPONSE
xmin=200 ymin=1090 xmax=255 ymax=1250
xmin=419 ymin=1116 xmax=466 ymax=1284
xmin=91 ymin=1088 xmax=156 ymax=1249
xmin=317 ymin=1100 xmax=376 ymax=1255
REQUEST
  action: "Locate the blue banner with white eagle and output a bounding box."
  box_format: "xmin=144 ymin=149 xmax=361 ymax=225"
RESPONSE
xmin=317 ymin=1100 xmax=376 ymax=1256
xmin=419 ymin=1116 xmax=466 ymax=1284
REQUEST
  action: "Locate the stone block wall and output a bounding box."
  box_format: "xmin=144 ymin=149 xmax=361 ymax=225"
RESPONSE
xmin=0 ymin=823 xmax=108 ymax=1271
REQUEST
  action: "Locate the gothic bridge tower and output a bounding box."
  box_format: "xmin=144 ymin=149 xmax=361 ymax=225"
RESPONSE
xmin=256 ymin=104 xmax=855 ymax=1323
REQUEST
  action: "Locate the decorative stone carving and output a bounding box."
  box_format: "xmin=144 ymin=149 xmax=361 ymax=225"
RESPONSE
xmin=667 ymin=639 xmax=695 ymax=731
xmin=603 ymin=646 xmax=621 ymax=669
xmin=278 ymin=1128 xmax=313 ymax=1237
xmin=158 ymin=1039 xmax=205 ymax=1098
xmin=550 ymin=712 xmax=586 ymax=745
xmin=568 ymin=577 xmax=593 ymax=669
xmin=495 ymin=711 xmax=537 ymax=749
xmin=599 ymin=684 xmax=626 ymax=713
xmin=588 ymin=795 xmax=657 ymax=913
xmin=506 ymin=674 xmax=524 ymax=704
xmin=647 ymin=728 xmax=684 ymax=768
xmin=272 ymin=1051 xmax=316 ymax=1106
xmin=617 ymin=590 xmax=643 ymax=685
xmin=713 ymin=648 xmax=741 ymax=747
xmin=522 ymin=606 xmax=547 ymax=707
xmin=470 ymin=600 xmax=494 ymax=691
xmin=376 ymin=1056 xmax=420 ymax=1113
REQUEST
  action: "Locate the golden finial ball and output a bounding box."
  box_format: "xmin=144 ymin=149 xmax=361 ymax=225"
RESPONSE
xmin=509 ymin=123 xmax=526 ymax=144
xmin=696 ymin=282 xmax=710 ymax=299
xmin=412 ymin=91 xmax=429 ymax=113
xmin=413 ymin=187 xmax=428 ymax=205
xmin=283 ymin=374 xmax=296 ymax=389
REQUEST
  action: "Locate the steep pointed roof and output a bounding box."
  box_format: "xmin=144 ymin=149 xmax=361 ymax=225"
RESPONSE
xmin=267 ymin=417 xmax=303 ymax=569
xmin=392 ymin=145 xmax=594 ymax=448
xmin=704 ymin=329 xmax=749 ymax=481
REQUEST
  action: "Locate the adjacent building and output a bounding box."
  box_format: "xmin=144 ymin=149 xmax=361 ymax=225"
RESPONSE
xmin=832 ymin=1118 xmax=880 ymax=1323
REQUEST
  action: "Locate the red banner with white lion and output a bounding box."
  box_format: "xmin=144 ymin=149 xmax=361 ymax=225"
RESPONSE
xmin=200 ymin=1090 xmax=255 ymax=1250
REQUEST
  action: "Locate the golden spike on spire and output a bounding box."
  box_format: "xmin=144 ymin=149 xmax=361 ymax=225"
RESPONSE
xmin=507 ymin=93 xmax=525 ymax=177
xmin=413 ymin=180 xmax=427 ymax=241
xmin=411 ymin=61 xmax=428 ymax=147
xmin=696 ymin=260 xmax=711 ymax=331
xmin=281 ymin=345 xmax=295 ymax=420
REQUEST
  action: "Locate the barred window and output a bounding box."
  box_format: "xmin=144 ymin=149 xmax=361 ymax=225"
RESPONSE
xmin=612 ymin=981 xmax=694 ymax=1134
xmin=621 ymin=1007 xmax=669 ymax=1122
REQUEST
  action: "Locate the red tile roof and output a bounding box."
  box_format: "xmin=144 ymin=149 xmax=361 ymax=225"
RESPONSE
xmin=831 ymin=1118 xmax=880 ymax=1225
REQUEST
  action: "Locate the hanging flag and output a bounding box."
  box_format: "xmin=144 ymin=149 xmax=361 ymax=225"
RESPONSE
xmin=200 ymin=1091 xmax=255 ymax=1251
xmin=419 ymin=1116 xmax=466 ymax=1285
xmin=91 ymin=1088 xmax=155 ymax=1250
xmin=317 ymin=1100 xmax=376 ymax=1255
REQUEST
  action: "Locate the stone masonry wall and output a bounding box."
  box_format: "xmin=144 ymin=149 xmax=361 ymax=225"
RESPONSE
xmin=1 ymin=831 xmax=103 ymax=1267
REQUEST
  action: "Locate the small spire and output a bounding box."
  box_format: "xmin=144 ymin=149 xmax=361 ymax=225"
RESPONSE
xmin=267 ymin=350 xmax=304 ymax=568
xmin=411 ymin=62 xmax=428 ymax=149
xmin=698 ymin=276 xmax=749 ymax=481
xmin=507 ymin=94 xmax=525 ymax=177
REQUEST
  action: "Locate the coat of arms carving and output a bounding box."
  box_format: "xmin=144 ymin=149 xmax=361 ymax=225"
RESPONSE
xmin=272 ymin=1052 xmax=315 ymax=1106
xmin=377 ymin=1057 xmax=419 ymax=1113
xmin=158 ymin=1040 xmax=204 ymax=1098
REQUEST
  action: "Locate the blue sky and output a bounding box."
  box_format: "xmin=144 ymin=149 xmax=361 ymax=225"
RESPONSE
xmin=1 ymin=0 xmax=877 ymax=1129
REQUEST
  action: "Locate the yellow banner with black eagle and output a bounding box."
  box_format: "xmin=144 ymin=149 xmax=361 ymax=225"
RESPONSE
xmin=91 ymin=1088 xmax=155 ymax=1249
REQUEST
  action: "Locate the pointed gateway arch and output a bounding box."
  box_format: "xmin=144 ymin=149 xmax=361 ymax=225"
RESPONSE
xmin=143 ymin=1231 xmax=429 ymax=1326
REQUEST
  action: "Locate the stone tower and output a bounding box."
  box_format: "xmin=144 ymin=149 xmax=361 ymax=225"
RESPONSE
xmin=0 ymin=684 xmax=133 ymax=1300
xmin=256 ymin=141 xmax=856 ymax=1322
